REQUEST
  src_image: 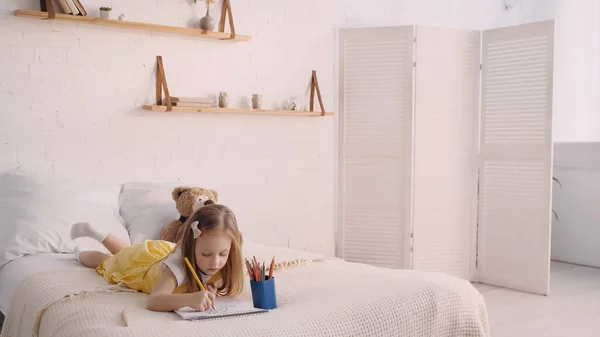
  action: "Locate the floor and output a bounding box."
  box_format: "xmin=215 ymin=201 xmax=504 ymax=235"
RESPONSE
xmin=474 ymin=261 xmax=600 ymax=337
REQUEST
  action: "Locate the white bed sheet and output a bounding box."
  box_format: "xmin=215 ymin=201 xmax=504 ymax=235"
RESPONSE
xmin=0 ymin=253 xmax=83 ymax=314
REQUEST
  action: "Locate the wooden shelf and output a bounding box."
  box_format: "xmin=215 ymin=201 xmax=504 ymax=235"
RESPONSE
xmin=150 ymin=55 xmax=331 ymax=117
xmin=13 ymin=9 xmax=251 ymax=41
xmin=143 ymin=105 xmax=333 ymax=116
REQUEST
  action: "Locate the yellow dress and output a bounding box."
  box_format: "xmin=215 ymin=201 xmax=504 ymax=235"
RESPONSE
xmin=95 ymin=240 xmax=219 ymax=294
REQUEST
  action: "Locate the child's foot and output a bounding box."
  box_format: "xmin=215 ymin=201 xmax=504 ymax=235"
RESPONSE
xmin=70 ymin=222 xmax=108 ymax=242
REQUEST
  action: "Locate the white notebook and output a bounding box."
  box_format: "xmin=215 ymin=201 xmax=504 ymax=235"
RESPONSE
xmin=175 ymin=296 xmax=267 ymax=320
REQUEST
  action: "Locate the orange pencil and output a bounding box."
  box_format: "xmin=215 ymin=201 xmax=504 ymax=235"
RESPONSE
xmin=251 ymin=260 xmax=258 ymax=281
xmin=268 ymin=256 xmax=275 ymax=280
xmin=253 ymin=256 xmax=260 ymax=281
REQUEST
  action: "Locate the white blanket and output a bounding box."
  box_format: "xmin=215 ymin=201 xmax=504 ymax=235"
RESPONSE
xmin=0 ymin=251 xmax=489 ymax=337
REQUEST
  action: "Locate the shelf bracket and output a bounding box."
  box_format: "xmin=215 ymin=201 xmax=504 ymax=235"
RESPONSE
xmin=310 ymin=70 xmax=326 ymax=116
xmin=155 ymin=56 xmax=172 ymax=111
xmin=218 ymin=0 xmax=236 ymax=40
xmin=40 ymin=0 xmax=55 ymax=19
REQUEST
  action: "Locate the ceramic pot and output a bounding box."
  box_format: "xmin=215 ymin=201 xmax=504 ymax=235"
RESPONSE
xmin=100 ymin=10 xmax=111 ymax=19
xmin=218 ymin=92 xmax=229 ymax=108
xmin=252 ymin=94 xmax=262 ymax=109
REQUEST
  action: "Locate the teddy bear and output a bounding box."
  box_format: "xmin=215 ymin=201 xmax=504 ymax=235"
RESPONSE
xmin=160 ymin=186 xmax=219 ymax=243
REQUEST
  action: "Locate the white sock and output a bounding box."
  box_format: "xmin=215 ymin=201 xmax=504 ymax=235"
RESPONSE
xmin=74 ymin=245 xmax=84 ymax=262
xmin=70 ymin=222 xmax=108 ymax=242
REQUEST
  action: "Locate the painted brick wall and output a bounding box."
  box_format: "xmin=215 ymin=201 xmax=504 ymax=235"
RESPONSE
xmin=0 ymin=0 xmax=521 ymax=256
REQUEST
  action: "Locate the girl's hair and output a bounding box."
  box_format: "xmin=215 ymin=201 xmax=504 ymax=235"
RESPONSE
xmin=178 ymin=204 xmax=244 ymax=296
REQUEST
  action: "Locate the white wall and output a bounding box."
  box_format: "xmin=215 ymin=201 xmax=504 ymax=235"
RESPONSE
xmin=0 ymin=0 xmax=521 ymax=256
xmin=529 ymin=0 xmax=600 ymax=142
xmin=552 ymin=143 xmax=600 ymax=268
xmin=526 ymin=1 xmax=600 ymax=267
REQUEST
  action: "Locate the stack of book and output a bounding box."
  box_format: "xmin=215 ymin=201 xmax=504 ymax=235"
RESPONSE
xmin=170 ymin=97 xmax=216 ymax=108
xmin=42 ymin=0 xmax=87 ymax=16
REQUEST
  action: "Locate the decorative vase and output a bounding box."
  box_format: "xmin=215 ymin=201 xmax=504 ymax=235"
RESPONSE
xmin=199 ymin=9 xmax=215 ymax=31
xmin=252 ymin=94 xmax=262 ymax=109
xmin=218 ymin=92 xmax=229 ymax=108
xmin=283 ymin=98 xmax=298 ymax=111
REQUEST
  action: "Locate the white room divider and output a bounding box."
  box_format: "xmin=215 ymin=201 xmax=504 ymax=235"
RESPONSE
xmin=336 ymin=20 xmax=555 ymax=295
xmin=477 ymin=20 xmax=555 ymax=296
xmin=335 ymin=26 xmax=414 ymax=269
xmin=411 ymin=26 xmax=480 ymax=281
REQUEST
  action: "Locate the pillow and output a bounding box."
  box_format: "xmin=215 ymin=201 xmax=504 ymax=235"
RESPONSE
xmin=0 ymin=167 xmax=131 ymax=269
xmin=119 ymin=182 xmax=182 ymax=244
xmin=119 ymin=182 xmax=250 ymax=245
xmin=0 ymin=162 xmax=17 ymax=173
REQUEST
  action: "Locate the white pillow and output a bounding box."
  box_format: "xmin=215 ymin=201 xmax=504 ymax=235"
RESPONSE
xmin=119 ymin=182 xmax=250 ymax=245
xmin=0 ymin=167 xmax=131 ymax=269
xmin=119 ymin=182 xmax=182 ymax=244
xmin=0 ymin=162 xmax=18 ymax=173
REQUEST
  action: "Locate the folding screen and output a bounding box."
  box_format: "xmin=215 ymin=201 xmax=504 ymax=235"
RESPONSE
xmin=336 ymin=26 xmax=414 ymax=269
xmin=411 ymin=26 xmax=480 ymax=281
xmin=477 ymin=20 xmax=555 ymax=295
xmin=336 ymin=20 xmax=555 ymax=295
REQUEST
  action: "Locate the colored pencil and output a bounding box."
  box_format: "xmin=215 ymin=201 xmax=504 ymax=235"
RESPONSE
xmin=268 ymin=256 xmax=275 ymax=280
xmin=247 ymin=257 xmax=277 ymax=282
xmin=184 ymin=257 xmax=206 ymax=291
xmin=245 ymin=259 xmax=254 ymax=281
xmin=184 ymin=257 xmax=214 ymax=310
xmin=254 ymin=259 xmax=260 ymax=281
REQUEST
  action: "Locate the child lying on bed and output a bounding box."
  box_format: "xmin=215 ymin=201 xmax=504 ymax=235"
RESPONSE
xmin=70 ymin=204 xmax=244 ymax=313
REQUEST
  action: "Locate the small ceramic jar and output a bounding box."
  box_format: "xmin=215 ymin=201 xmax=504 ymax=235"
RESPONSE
xmin=252 ymin=94 xmax=262 ymax=109
xmin=218 ymin=92 xmax=229 ymax=108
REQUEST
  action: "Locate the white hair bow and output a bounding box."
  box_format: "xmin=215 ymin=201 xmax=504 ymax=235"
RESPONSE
xmin=191 ymin=221 xmax=202 ymax=239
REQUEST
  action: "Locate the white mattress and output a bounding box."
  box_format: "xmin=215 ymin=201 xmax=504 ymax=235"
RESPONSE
xmin=0 ymin=253 xmax=83 ymax=314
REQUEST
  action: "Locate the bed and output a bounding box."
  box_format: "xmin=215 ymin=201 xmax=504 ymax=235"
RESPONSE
xmin=0 ymin=254 xmax=80 ymax=315
xmin=0 ymin=248 xmax=489 ymax=337
xmin=0 ymin=167 xmax=490 ymax=337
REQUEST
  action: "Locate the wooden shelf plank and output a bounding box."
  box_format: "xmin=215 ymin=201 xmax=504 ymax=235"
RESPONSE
xmin=143 ymin=105 xmax=333 ymax=116
xmin=13 ymin=10 xmax=251 ymax=41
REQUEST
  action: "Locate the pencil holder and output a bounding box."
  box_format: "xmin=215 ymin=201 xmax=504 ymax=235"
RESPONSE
xmin=250 ymin=277 xmax=277 ymax=310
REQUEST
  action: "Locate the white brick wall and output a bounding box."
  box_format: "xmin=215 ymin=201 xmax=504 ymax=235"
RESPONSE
xmin=0 ymin=0 xmax=521 ymax=256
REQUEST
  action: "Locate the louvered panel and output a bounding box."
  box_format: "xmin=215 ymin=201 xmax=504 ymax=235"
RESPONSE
xmin=337 ymin=26 xmax=414 ymax=269
xmin=478 ymin=20 xmax=555 ymax=295
xmin=484 ymin=35 xmax=550 ymax=144
xmin=412 ymin=26 xmax=480 ymax=281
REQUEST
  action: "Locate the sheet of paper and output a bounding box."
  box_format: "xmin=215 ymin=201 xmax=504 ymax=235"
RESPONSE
xmin=175 ymin=296 xmax=267 ymax=320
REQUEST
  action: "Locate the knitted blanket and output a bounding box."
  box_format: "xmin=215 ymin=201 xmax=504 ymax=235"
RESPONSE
xmin=0 ymin=255 xmax=489 ymax=337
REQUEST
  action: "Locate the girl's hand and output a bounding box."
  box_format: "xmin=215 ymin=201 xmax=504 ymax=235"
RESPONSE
xmin=206 ymin=283 xmax=218 ymax=295
xmin=189 ymin=290 xmax=216 ymax=311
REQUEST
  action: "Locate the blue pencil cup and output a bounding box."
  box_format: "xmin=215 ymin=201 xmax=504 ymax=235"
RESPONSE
xmin=250 ymin=277 xmax=277 ymax=310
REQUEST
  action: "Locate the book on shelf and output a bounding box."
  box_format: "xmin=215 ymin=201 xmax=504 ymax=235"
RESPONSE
xmin=170 ymin=97 xmax=215 ymax=105
xmin=172 ymin=102 xmax=215 ymax=108
xmin=41 ymin=0 xmax=87 ymax=16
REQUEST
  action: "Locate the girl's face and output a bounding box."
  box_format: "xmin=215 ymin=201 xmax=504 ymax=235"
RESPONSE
xmin=194 ymin=232 xmax=232 ymax=276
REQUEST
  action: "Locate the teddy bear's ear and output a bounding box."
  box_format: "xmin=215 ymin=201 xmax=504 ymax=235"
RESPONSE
xmin=172 ymin=186 xmax=191 ymax=201
xmin=210 ymin=189 xmax=219 ymax=201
